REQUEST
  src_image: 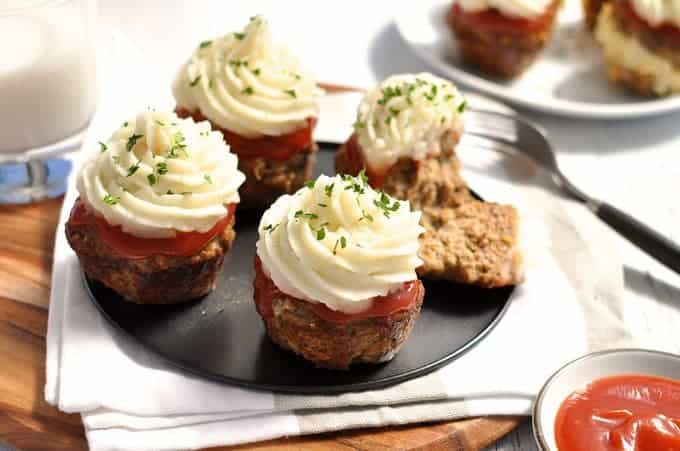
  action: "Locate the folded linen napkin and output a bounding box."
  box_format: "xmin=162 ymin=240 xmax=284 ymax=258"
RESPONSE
xmin=45 ymin=34 xmax=630 ymax=451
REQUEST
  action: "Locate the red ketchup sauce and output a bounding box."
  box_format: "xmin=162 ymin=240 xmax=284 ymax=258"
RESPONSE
xmin=69 ymin=198 xmax=235 ymax=259
xmin=555 ymin=374 xmax=680 ymax=451
xmin=344 ymin=134 xmax=390 ymax=188
xmin=175 ymin=107 xmax=316 ymax=161
xmin=450 ymin=0 xmax=560 ymax=32
xmin=620 ymin=0 xmax=680 ymax=47
xmin=253 ymin=256 xmax=421 ymax=322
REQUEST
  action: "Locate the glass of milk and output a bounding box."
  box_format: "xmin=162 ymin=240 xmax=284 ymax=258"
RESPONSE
xmin=0 ymin=0 xmax=97 ymax=204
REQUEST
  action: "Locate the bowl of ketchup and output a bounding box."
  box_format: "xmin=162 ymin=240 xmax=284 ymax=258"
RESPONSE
xmin=532 ymin=349 xmax=680 ymax=451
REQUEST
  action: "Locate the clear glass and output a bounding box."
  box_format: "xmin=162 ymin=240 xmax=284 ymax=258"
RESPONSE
xmin=0 ymin=0 xmax=96 ymax=204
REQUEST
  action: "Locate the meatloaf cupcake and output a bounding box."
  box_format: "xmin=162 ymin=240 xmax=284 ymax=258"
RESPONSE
xmin=336 ymin=73 xmax=471 ymax=211
xmin=66 ymin=109 xmax=245 ymax=304
xmin=446 ymin=0 xmax=561 ymax=77
xmin=595 ymin=0 xmax=680 ymax=96
xmin=254 ymin=174 xmax=425 ymax=369
xmin=173 ymin=15 xmax=323 ymax=209
xmin=336 ymin=74 xmax=524 ymax=288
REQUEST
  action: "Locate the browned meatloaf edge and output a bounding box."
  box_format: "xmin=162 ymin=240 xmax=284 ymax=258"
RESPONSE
xmin=446 ymin=1 xmax=560 ymax=78
xmin=335 ymin=139 xmax=471 ymax=211
xmin=65 ymin=212 xmax=236 ymax=305
xmin=176 ymin=107 xmax=317 ymax=210
xmin=257 ymin=279 xmax=425 ymax=370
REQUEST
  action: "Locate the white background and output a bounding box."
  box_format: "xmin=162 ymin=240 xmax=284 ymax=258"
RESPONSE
xmin=96 ymin=1 xmax=680 ymax=449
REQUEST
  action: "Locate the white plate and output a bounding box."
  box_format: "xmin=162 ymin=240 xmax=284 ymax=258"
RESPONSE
xmin=532 ymin=349 xmax=680 ymax=451
xmin=394 ymin=0 xmax=680 ymax=119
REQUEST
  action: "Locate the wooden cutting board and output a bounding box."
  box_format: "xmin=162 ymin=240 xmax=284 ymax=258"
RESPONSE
xmin=0 ymin=197 xmax=520 ymax=451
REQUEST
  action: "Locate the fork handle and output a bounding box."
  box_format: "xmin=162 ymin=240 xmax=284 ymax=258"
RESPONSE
xmin=594 ymin=202 xmax=680 ymax=275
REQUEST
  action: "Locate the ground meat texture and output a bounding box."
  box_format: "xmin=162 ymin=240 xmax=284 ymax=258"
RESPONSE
xmin=65 ymin=216 xmax=236 ymax=304
xmin=258 ymin=282 xmax=424 ymax=370
xmin=237 ymin=144 xmax=317 ymax=210
xmin=446 ymin=2 xmax=559 ymax=78
xmin=335 ymin=141 xmax=471 ymax=211
xmin=418 ymin=202 xmax=524 ymax=288
xmin=612 ymin=0 xmax=680 ymax=67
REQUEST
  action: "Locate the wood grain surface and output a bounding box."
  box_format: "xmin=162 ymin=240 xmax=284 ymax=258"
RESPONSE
xmin=0 ymin=197 xmax=521 ymax=451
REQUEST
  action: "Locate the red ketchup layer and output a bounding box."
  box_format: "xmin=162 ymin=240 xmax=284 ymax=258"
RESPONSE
xmin=450 ymin=0 xmax=560 ymax=33
xmin=253 ymin=256 xmax=421 ymax=323
xmin=175 ymin=107 xmax=316 ymax=161
xmin=69 ymin=198 xmax=235 ymax=259
xmin=343 ymin=134 xmax=391 ymax=189
xmin=619 ymin=0 xmax=680 ymax=47
xmin=555 ymin=374 xmax=680 ymax=451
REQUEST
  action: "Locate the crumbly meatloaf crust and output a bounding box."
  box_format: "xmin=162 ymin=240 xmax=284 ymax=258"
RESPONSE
xmin=335 ymin=141 xmax=471 ymax=210
xmin=259 ymin=282 xmax=425 ymax=369
xmin=583 ymin=0 xmax=609 ymax=30
xmin=446 ymin=2 xmax=559 ymax=78
xmin=418 ymin=202 xmax=524 ymax=288
xmin=611 ymin=0 xmax=680 ymax=66
xmin=175 ymin=107 xmax=317 ymax=210
xmin=65 ymin=216 xmax=235 ymax=304
xmin=603 ymin=60 xmax=661 ymax=96
xmin=237 ymin=144 xmax=317 ymax=210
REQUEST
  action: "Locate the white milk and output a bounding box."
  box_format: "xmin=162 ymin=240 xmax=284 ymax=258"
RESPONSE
xmin=0 ymin=1 xmax=97 ymax=152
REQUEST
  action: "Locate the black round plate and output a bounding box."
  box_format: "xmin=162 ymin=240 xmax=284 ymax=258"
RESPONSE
xmin=84 ymin=145 xmax=514 ymax=394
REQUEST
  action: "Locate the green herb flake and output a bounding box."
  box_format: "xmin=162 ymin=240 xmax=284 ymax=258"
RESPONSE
xmin=209 ymin=78 xmax=214 ymax=89
xmin=324 ymin=183 xmax=334 ymax=197
xmin=303 ymin=180 xmax=315 ymax=189
xmin=317 ymin=203 xmax=327 ymax=208
xmin=340 ymin=236 xmax=347 ymax=248
xmin=316 ymin=228 xmax=326 ymax=240
xmin=126 ymin=134 xmax=144 ymax=152
xmin=155 ymin=120 xmax=165 ymax=126
xmin=190 ymin=75 xmax=202 ymax=87
xmin=156 ymin=162 xmax=168 ymax=175
xmin=147 ymin=174 xmax=157 ymax=186
xmin=166 ymin=189 xmax=174 ymax=195
xmin=199 ymin=40 xmax=212 ymax=49
xmin=263 ymin=223 xmax=279 ymax=233
xmin=457 ymin=100 xmax=467 ymax=113
xmin=126 ymin=161 xmax=141 ymax=177
xmin=204 ymin=174 xmax=213 ymax=184
xmin=98 ymin=141 xmax=108 ymax=152
xmin=253 ymin=68 xmax=261 ymax=76
xmin=284 ymin=89 xmax=296 ymax=98
xmin=112 ymin=155 xmax=120 ymax=164
xmin=234 ymin=32 xmax=246 ymax=40
xmin=122 ymin=121 xmax=129 ymax=127
xmin=103 ymin=194 xmax=120 ymax=205
xmin=241 ymin=86 xmax=254 ymax=95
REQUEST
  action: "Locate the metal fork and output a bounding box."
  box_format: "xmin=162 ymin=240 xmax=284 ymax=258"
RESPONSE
xmin=463 ymin=109 xmax=680 ymax=275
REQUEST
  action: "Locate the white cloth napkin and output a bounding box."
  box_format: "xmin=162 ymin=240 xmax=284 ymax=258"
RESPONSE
xmin=45 ymin=34 xmax=628 ymax=451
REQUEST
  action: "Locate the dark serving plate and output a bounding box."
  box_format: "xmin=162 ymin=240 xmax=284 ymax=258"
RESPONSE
xmin=84 ymin=144 xmax=514 ymax=394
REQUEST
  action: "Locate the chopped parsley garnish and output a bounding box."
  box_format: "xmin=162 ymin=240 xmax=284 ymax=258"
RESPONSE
xmin=284 ymin=89 xmax=296 ymax=98
xmin=293 ymin=73 xmax=301 ymax=80
xmin=324 ymin=183 xmax=334 ymax=197
xmin=103 ymin=194 xmax=120 ymax=205
xmin=424 ymin=84 xmax=438 ymax=101
xmin=294 ymin=210 xmax=318 ymax=221
xmin=166 ymin=189 xmax=174 ymax=195
xmin=190 ymin=75 xmax=201 ymax=87
xmin=333 ymin=236 xmax=347 ymax=255
xmin=156 ymin=161 xmax=168 ymax=175
xmin=263 ymin=223 xmax=279 ymax=233
xmin=204 ymin=174 xmax=213 ymax=184
xmin=457 ymin=100 xmax=467 ymax=113
xmin=373 ymin=191 xmax=400 ymax=218
xmin=303 ymin=180 xmax=315 ymax=189
xmin=234 ymin=32 xmax=246 ymax=40
xmin=253 ymin=68 xmax=261 ymax=76
xmin=126 ymin=134 xmax=143 ymax=152
xmin=155 ymin=120 xmax=165 ymax=126
xmin=377 ymin=85 xmax=403 ymax=106
xmin=229 ymin=59 xmax=248 ymax=70
xmin=112 ymin=155 xmax=120 ymax=164
xmin=98 ymin=141 xmax=107 ymax=152
xmin=209 ymin=78 xmax=214 ymax=89
xmin=444 ymin=94 xmax=454 ymax=101
xmin=122 ymin=121 xmax=129 ymax=127
xmin=317 ymin=203 xmax=327 ymax=208
xmin=316 ymin=228 xmax=326 ymax=240
xmin=199 ymin=40 xmax=212 ymax=49
xmin=241 ymin=86 xmax=253 ymax=95
xmin=126 ymin=161 xmax=141 ymax=177
xmin=147 ymin=174 xmax=157 ymax=186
